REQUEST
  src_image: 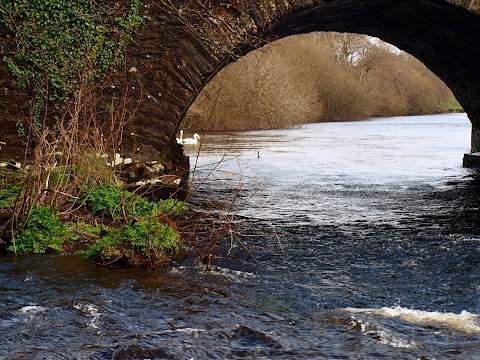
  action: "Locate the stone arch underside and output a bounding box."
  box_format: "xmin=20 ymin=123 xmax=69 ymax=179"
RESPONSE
xmin=1 ymin=0 xmax=480 ymax=174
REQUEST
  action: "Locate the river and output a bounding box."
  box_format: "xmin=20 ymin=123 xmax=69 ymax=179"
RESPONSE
xmin=2 ymin=113 xmax=480 ymax=359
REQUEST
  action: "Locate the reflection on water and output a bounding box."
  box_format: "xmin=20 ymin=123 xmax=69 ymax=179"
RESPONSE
xmin=2 ymin=113 xmax=480 ymax=359
xmin=188 ymin=113 xmax=472 ymax=225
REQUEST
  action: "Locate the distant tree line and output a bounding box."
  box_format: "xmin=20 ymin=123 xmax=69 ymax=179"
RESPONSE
xmin=183 ymin=32 xmax=458 ymax=132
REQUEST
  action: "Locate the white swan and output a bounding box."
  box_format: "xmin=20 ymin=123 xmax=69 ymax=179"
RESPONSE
xmin=176 ymin=130 xmax=183 ymax=144
xmin=182 ymin=133 xmax=200 ymax=145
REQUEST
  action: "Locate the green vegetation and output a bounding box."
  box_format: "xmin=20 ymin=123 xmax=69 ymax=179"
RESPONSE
xmin=77 ymin=184 xmax=187 ymax=266
xmin=78 ymin=219 xmax=184 ymax=266
xmin=85 ymin=185 xmax=187 ymax=220
xmin=8 ymin=206 xmax=70 ymax=254
xmin=1 ymin=181 xmax=187 ymax=268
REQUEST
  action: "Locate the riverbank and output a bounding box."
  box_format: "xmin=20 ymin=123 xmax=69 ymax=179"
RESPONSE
xmin=0 ymin=156 xmax=190 ymax=269
xmin=441 ymin=100 xmax=464 ymax=113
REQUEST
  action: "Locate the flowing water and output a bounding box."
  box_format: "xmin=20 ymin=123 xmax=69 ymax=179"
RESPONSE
xmin=2 ymin=113 xmax=480 ymax=359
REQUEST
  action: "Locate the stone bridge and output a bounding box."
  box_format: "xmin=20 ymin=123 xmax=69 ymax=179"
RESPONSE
xmin=1 ymin=0 xmax=480 ymax=174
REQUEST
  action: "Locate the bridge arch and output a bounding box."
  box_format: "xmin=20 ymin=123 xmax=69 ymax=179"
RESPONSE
xmin=2 ymin=1 xmax=477 ymax=172
xmin=121 ymin=0 xmax=480 ymax=172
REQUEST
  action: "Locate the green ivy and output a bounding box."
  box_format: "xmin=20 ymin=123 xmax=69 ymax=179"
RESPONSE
xmin=0 ymin=0 xmax=146 ymax=135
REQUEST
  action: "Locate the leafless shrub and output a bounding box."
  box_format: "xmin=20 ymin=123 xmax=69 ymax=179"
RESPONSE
xmin=8 ymin=70 xmax=130 ymax=230
xmin=184 ymin=34 xmax=324 ymax=131
xmin=358 ymin=46 xmax=454 ymax=117
xmin=184 ymin=32 xmax=456 ymax=132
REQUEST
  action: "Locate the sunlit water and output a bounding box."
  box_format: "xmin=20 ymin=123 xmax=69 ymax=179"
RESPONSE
xmin=2 ymin=113 xmax=480 ymax=359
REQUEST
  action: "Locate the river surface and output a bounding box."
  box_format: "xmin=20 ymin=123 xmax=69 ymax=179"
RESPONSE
xmin=2 ymin=113 xmax=480 ymax=359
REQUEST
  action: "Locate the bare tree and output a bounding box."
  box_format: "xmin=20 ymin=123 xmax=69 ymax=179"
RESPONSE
xmin=184 ymin=32 xmax=457 ymax=132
